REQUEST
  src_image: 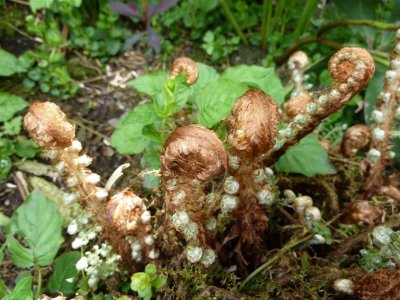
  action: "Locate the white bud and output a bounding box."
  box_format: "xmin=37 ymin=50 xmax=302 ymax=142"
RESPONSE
xmin=309 ymin=234 xmax=326 ymax=245
xmin=367 ymin=148 xmax=381 ymax=163
xmin=306 ymin=103 xmax=317 ymax=114
xmin=86 ymin=173 xmax=101 ymax=185
xmin=70 ymin=140 xmax=82 ymax=152
xmin=67 ymin=220 xmax=78 ymax=235
xmin=54 ymin=161 xmax=65 ymax=173
xmin=228 ymin=155 xmax=240 ymax=170
xmin=182 ymin=222 xmax=199 ymax=240
xmin=385 ymin=70 xmax=396 ymax=81
xmin=131 ymin=240 xmax=142 ymax=252
xmin=74 ymin=155 xmax=92 ymax=166
xmin=205 ymin=217 xmax=217 ymax=231
xmin=257 ymin=188 xmax=274 ymax=205
xmin=317 ymin=95 xmax=328 ymax=105
xmin=333 ymin=279 xmax=354 ymax=295
xmin=148 ymin=249 xmax=159 ymax=259
xmin=166 ymin=179 xmax=177 ymax=191
xmin=172 ymin=190 xmax=186 ymax=205
xmin=186 ymin=246 xmax=203 ymax=263
xmin=283 ymin=189 xmax=296 ymax=203
xmin=171 ymin=211 xmax=189 ymax=229
xmin=140 ymin=211 xmax=151 ymax=224
xmin=304 ymin=206 xmax=322 ymax=228
xmin=144 ymin=235 xmax=154 ymax=246
xmin=76 ymin=256 xmax=88 ymax=271
xmin=372 ymin=225 xmax=393 ymax=246
xmin=221 ymin=195 xmax=238 ymax=214
xmin=45 ymin=149 xmax=58 ymax=160
xmin=382 ymin=92 xmax=391 ymax=103
xmin=201 ymin=248 xmax=216 ymax=267
xmin=329 ymin=89 xmax=340 ymax=101
xmin=293 ymin=196 xmax=313 ymax=215
xmin=66 ymin=176 xmax=78 ymax=187
xmin=63 ymin=193 xmax=78 ymax=204
xmin=88 ymin=276 xmax=99 ymax=290
xmin=372 ymin=127 xmax=385 ymax=141
xmin=371 ymin=110 xmax=383 ymax=123
xmin=223 ymin=176 xmax=240 ymax=194
xmin=95 ymin=188 xmax=108 ymax=201
xmin=264 ymin=167 xmax=274 ymax=177
xmin=72 ymin=238 xmax=85 ymax=249
xmin=293 ymin=114 xmax=307 ymax=126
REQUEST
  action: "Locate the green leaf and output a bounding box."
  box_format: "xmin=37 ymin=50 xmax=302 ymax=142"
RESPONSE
xmin=128 ymin=72 xmax=168 ymax=97
xmin=111 ymin=104 xmax=158 ymax=154
xmin=0 ymin=49 xmax=25 ymax=76
xmin=0 ymin=93 xmax=28 ymax=122
xmin=14 ymin=138 xmax=39 ymax=158
xmin=0 ymin=155 xmax=12 ymax=179
xmin=152 ymin=277 xmax=166 ymax=290
xmin=0 ymin=277 xmax=8 ymax=299
xmin=7 ymin=190 xmax=63 ymax=267
xmin=47 ymin=251 xmax=80 ymax=296
xmin=275 ymin=134 xmax=336 ymax=176
xmin=0 ymin=139 xmax=15 ymax=156
xmin=221 ymin=65 xmax=284 ymax=104
xmin=195 ymin=78 xmax=248 ymax=127
xmin=3 ymin=276 xmax=32 ymax=300
xmin=2 ymin=116 xmax=22 ymax=136
xmin=192 ymin=63 xmax=220 ymax=93
xmin=0 ymin=212 xmax=10 ymax=227
xmin=145 ymin=263 xmax=157 ymax=276
xmin=29 ymin=0 xmax=55 ymax=12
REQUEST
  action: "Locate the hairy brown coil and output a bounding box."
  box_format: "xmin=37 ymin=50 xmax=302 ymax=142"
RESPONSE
xmin=161 ymin=124 xmax=227 ymax=181
xmin=24 ymin=101 xmax=75 ymax=148
xmin=106 ymin=189 xmax=145 ymax=234
xmin=328 ymin=47 xmax=375 ymax=90
xmin=228 ymin=88 xmax=280 ymax=157
xmin=356 ymin=267 xmax=400 ymax=300
xmin=169 ymin=57 xmax=199 ymax=85
xmin=283 ymin=90 xmax=314 ymax=121
xmin=341 ymin=124 xmax=371 ymax=157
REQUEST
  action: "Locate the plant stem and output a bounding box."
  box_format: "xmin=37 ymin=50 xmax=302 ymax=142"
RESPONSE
xmin=271 ymin=0 xmax=285 ymax=35
xmin=292 ymin=0 xmax=319 ymax=40
xmin=219 ymin=0 xmax=249 ymax=46
xmin=35 ymin=263 xmax=42 ymax=300
xmin=261 ymin=0 xmax=273 ymax=51
xmin=318 ymin=19 xmax=399 ymax=37
xmin=239 ymin=231 xmax=313 ymax=291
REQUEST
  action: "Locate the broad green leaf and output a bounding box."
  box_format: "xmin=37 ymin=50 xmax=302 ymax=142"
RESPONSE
xmin=7 ymin=190 xmax=63 ymax=267
xmin=0 ymin=49 xmax=25 ymax=76
xmin=221 ymin=65 xmax=284 ymax=104
xmin=192 ymin=63 xmax=220 ymax=93
xmin=111 ymin=103 xmax=158 ymax=154
xmin=0 ymin=139 xmax=15 ymax=156
xmin=195 ymin=78 xmax=248 ymax=127
xmin=0 ymin=212 xmax=10 ymax=227
xmin=0 ymin=93 xmax=28 ymax=122
xmin=275 ymin=134 xmax=336 ymax=176
xmin=15 ymin=138 xmax=39 ymax=158
xmin=29 ymin=0 xmax=55 ymax=12
xmin=3 ymin=276 xmax=32 ymax=300
xmin=47 ymin=251 xmax=80 ymax=296
xmin=128 ymin=72 xmax=168 ymax=97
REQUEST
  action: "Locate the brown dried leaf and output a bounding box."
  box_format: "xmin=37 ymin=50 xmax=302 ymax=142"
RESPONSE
xmin=228 ymin=88 xmax=280 ymax=157
xmin=161 ymin=124 xmax=227 ymax=181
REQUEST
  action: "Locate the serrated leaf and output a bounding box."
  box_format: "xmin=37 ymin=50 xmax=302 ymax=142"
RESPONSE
xmin=47 ymin=251 xmax=80 ymax=296
xmin=221 ymin=65 xmax=284 ymax=104
xmin=0 ymin=49 xmax=25 ymax=76
xmin=3 ymin=276 xmax=32 ymax=300
xmin=6 ymin=190 xmax=63 ymax=267
xmin=128 ymin=72 xmax=168 ymax=97
xmin=0 ymin=93 xmax=28 ymax=122
xmin=195 ymin=78 xmax=248 ymax=127
xmin=275 ymin=134 xmax=336 ymax=176
xmin=192 ymin=63 xmax=220 ymax=93
xmin=111 ymin=103 xmax=158 ymax=154
xmin=29 ymin=0 xmax=55 ymax=12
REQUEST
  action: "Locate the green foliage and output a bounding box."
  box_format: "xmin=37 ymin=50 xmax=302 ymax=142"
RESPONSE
xmin=130 ymin=264 xmax=166 ymax=300
xmin=2 ymin=276 xmax=33 ymax=300
xmin=29 ymin=0 xmax=55 ymax=12
xmin=0 ymin=93 xmax=28 ymax=123
xmin=201 ymin=29 xmax=240 ymax=62
xmin=0 ymin=49 xmax=25 ymax=76
xmin=312 ymin=221 xmax=333 ymax=245
xmin=6 ymin=190 xmax=64 ymax=268
xmin=359 ymin=225 xmax=400 ymax=271
xmin=275 ymin=134 xmax=336 ymax=177
xmin=47 ymin=251 xmax=81 ymax=296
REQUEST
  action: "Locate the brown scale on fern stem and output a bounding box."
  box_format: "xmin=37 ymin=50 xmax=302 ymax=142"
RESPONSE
xmin=226 ymin=89 xmax=280 ymax=268
xmin=160 ymin=124 xmax=227 ymax=256
xmin=261 ymin=47 xmax=375 ymax=167
xmin=359 ymin=31 xmax=400 ymax=199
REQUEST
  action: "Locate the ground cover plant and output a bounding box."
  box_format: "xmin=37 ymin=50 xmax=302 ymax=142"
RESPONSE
xmin=1 ymin=0 xmax=400 ymax=299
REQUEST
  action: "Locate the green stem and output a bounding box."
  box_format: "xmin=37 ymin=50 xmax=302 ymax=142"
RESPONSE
xmin=219 ymin=0 xmax=249 ymax=46
xmin=318 ymin=19 xmax=399 ymax=37
xmin=260 ymin=0 xmax=273 ymax=51
xmin=239 ymin=231 xmax=313 ymax=291
xmin=271 ymin=0 xmax=285 ymax=35
xmin=34 ymin=264 xmax=42 ymax=300
xmin=292 ymin=0 xmax=319 ymax=40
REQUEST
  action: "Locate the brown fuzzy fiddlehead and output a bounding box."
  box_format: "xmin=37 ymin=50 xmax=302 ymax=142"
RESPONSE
xmin=341 ymin=124 xmax=371 ymax=157
xmin=161 ymin=124 xmax=227 ymax=265
xmin=169 ymin=57 xmax=199 ymax=85
xmin=226 ymin=88 xmax=280 ymax=268
xmin=262 ymin=47 xmax=375 ymax=166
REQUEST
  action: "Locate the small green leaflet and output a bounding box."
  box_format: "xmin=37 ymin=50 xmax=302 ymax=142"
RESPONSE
xmin=0 ymin=49 xmax=25 ymax=77
xmin=6 ymin=190 xmax=64 ymax=268
xmin=128 ymin=72 xmax=168 ymax=97
xmin=0 ymin=93 xmax=28 ymax=122
xmin=29 ymin=0 xmax=55 ymax=12
xmin=275 ymin=134 xmax=336 ymax=176
xmin=195 ymin=78 xmax=248 ymax=127
xmin=47 ymin=251 xmax=81 ymax=296
xmin=221 ymin=65 xmax=285 ymax=104
xmin=3 ymin=276 xmax=33 ymax=300
xmin=111 ymin=103 xmax=157 ymax=154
